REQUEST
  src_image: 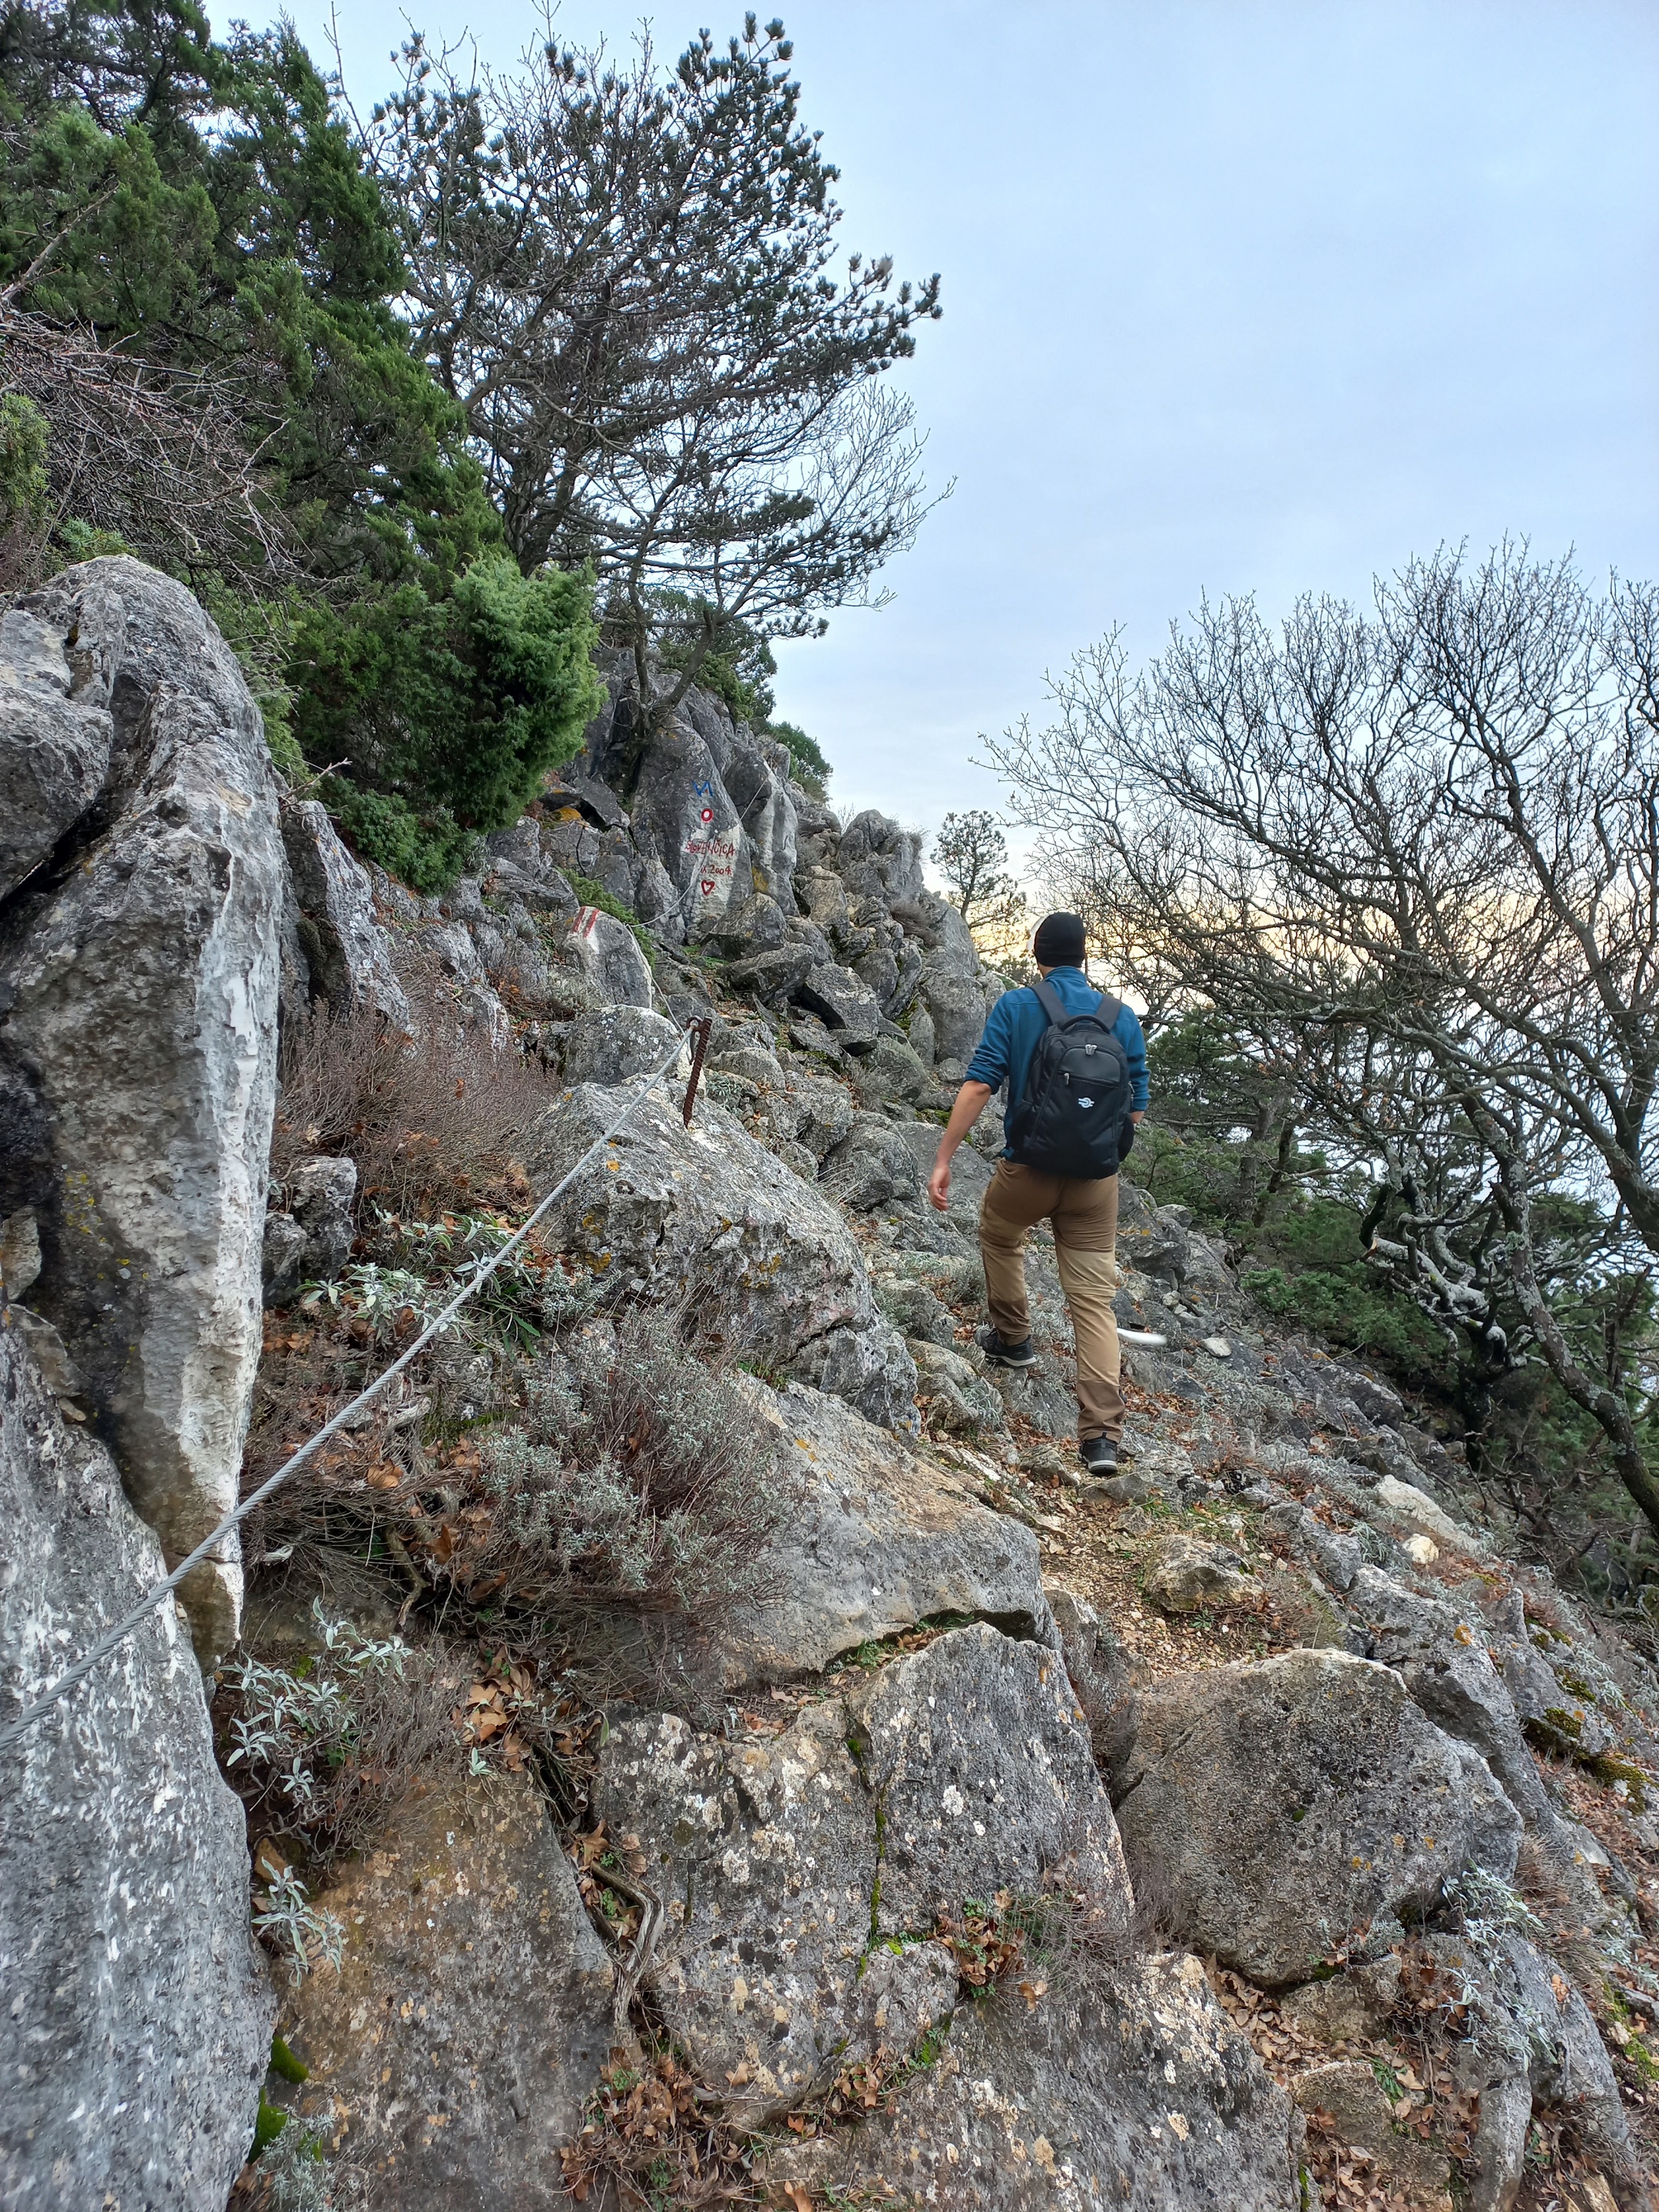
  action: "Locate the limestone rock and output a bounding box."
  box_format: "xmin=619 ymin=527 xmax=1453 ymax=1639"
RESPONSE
xmin=848 ymin=1030 xmax=939 ymax=1107
xmin=876 ymin=1273 xmax=956 ymax=1344
xmin=1116 ymin=1184 xmax=1193 ymax=1286
xmin=593 ymin=1697 xmax=877 ymax=2123
xmin=566 ymin=904 xmax=654 ymax=1008
xmin=793 ymin=1316 xmax=919 ymax=1435
xmin=0 ymin=1206 xmax=40 ymax=1298
xmin=699 ymin=890 xmax=786 ymax=956
xmin=1344 ymin=1567 xmax=1581 ymax=1846
xmin=919 ymin=962 xmax=989 ymax=1063
xmin=280 ymin=797 xmax=409 ymax=1023
xmin=1261 ymin=1502 xmax=1364 ymax=1593
xmin=276 ymin=1777 xmax=614 ymax=2210
xmin=1111 ymin=1649 xmax=1522 ymax=1985
xmin=1290 ymin=2060 xmax=1449 ymax=2202
xmin=1143 ymin=1533 xmax=1264 ymax=1614
xmin=909 ymin=1336 xmax=1006 ymax=1435
xmin=773 ymin=1952 xmax=1302 ymax=2211
xmin=1373 ymin=1471 xmax=1484 ymax=1555
xmin=558 ymin=1004 xmax=684 ymax=1089
xmin=0 ymin=598 xmax=114 ymax=899
xmin=586 ymin=688 xmax=770 ymax=926
xmin=1485 ymin=1591 xmax=1614 ymax=1760
xmin=795 ymin=959 xmax=882 ymax=1045
xmin=264 ymin=1154 xmax=356 ymax=1306
xmin=833 ymin=810 xmax=925 ymax=908
xmin=724 ymin=942 xmax=816 ymax=1003
xmin=846 ymin=1624 xmax=1132 ymax=1933
xmin=697 ymin=1379 xmax=1048 ymax=1687
xmin=1426 ymin=1929 xmax=1638 ymax=2207
xmin=820 ymin=1111 xmax=924 ymax=1211
xmin=1046 ymin=1584 xmax=1139 ymax=1773
xmin=1281 ymin=1956 xmax=1402 ymax=2045
xmin=0 ymin=1322 xmax=273 ymax=2211
xmin=594 ymin=1625 xmax=1129 ymax=2126
xmin=519 ymin=1081 xmax=914 ymax=1429
xmin=0 ymin=558 xmax=285 ymax=1657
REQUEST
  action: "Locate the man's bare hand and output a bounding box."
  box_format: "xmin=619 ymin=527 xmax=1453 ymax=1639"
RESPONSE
xmin=928 ymin=1156 xmax=952 ymax=1212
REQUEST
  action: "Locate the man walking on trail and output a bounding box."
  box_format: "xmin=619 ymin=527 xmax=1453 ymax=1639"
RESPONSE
xmin=927 ymin=911 xmax=1147 ymax=1476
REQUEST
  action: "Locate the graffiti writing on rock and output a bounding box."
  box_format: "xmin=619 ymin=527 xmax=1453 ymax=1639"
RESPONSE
xmin=685 ymin=827 xmax=740 ymax=902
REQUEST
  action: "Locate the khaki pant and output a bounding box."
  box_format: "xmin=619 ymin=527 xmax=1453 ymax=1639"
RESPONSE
xmin=979 ymin=1161 xmax=1122 ymax=1442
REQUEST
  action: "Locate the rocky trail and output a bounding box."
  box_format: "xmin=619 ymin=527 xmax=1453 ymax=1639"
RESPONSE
xmin=4 ymin=561 xmax=1659 ymax=2212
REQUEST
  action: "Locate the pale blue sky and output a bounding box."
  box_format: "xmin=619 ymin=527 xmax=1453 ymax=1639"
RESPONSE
xmin=291 ymin=1 xmax=1658 ymax=839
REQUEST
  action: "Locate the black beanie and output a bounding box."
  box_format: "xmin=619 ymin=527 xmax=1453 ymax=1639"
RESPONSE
xmin=1032 ymin=912 xmax=1087 ymax=968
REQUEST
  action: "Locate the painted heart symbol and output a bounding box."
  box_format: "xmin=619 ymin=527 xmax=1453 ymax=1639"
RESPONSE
xmin=700 ymin=879 xmax=715 ymax=895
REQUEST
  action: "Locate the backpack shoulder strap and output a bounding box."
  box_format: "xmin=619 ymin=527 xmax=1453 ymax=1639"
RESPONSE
xmin=1033 ymin=976 xmax=1123 ymax=1031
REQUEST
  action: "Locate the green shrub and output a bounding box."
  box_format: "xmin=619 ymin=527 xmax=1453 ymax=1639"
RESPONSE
xmin=0 ymin=392 xmax=48 ymax=535
xmin=768 ymin=717 xmax=831 ymax=796
xmin=322 ymin=781 xmax=478 ymax=896
xmin=294 ymin=553 xmax=603 ymax=890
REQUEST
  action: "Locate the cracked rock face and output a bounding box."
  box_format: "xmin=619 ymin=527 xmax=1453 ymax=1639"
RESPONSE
xmin=701 ymin=1378 xmax=1050 ymax=1687
xmin=0 ymin=1322 xmax=273 ymax=2212
xmin=772 ymin=1952 xmax=1302 ymax=2211
xmin=520 ymin=1079 xmax=917 ymax=1429
xmin=0 ymin=558 xmax=283 ymax=1657
xmin=274 ymin=1777 xmax=614 ymax=2211
xmin=1111 ymin=1647 xmax=1522 ymax=1985
xmin=594 ymin=1624 xmax=1131 ymax=2126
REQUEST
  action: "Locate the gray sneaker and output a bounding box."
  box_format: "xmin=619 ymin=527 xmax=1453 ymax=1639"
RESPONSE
xmin=1080 ymin=1434 xmax=1118 ymax=1476
xmin=975 ymin=1326 xmax=1037 ymax=1369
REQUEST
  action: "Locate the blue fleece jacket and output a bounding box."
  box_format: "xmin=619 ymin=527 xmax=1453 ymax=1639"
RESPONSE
xmin=964 ymin=967 xmax=1150 ymax=1153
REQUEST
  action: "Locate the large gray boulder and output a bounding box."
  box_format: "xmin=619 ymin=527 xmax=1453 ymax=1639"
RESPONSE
xmin=263 ymin=1153 xmax=357 ymax=1307
xmin=585 ymin=684 xmax=797 ymax=927
xmin=566 ymin=902 xmax=654 ymax=1008
xmin=1427 ymin=1929 xmax=1638 ymax=2208
xmin=833 ymin=809 xmax=925 ymax=907
xmin=705 ymin=1379 xmax=1048 ymax=1685
xmin=1345 ymin=1567 xmax=1591 ymax=1853
xmin=0 ymin=558 xmax=284 ymax=1657
xmin=1111 ymin=1647 xmax=1522 ymax=1985
xmin=847 ymin=1623 xmax=1131 ymax=1933
xmin=771 ymin=1953 xmax=1303 ymax=2211
xmin=820 ymin=1111 xmax=925 ymax=1210
xmin=921 ymin=960 xmax=992 ymax=1063
xmin=0 ymin=594 xmax=115 ymax=898
xmin=519 ymin=1081 xmax=916 ymax=1429
xmin=0 ymin=1323 xmax=273 ymax=2211
xmin=795 ymin=959 xmax=883 ymax=1045
xmin=594 ymin=1624 xmax=1130 ymax=2126
xmin=275 ymin=1777 xmax=614 ymax=2210
xmin=280 ymin=797 xmax=409 ymax=1023
xmin=556 ymin=1004 xmax=683 ymax=1088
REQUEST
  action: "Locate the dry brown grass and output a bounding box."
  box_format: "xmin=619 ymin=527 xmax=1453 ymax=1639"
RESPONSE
xmin=273 ymin=975 xmax=555 ymax=1216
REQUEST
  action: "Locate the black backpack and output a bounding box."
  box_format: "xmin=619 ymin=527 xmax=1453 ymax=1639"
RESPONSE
xmin=1005 ymin=976 xmax=1133 ymax=1178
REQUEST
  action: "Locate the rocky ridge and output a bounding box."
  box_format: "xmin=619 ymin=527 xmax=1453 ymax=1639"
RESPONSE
xmin=3 ymin=563 xmax=1659 ymax=2211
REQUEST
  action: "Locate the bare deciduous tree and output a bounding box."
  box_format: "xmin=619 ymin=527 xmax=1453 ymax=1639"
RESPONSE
xmin=988 ymin=544 xmax=1659 ymax=1534
xmin=0 ymin=308 xmax=290 ymax=592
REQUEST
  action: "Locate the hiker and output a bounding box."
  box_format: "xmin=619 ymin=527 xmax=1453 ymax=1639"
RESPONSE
xmin=927 ymin=910 xmax=1147 ymax=1476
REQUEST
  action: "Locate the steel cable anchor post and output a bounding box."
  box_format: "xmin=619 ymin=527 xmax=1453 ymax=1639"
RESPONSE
xmin=681 ymin=1015 xmax=713 ymax=1126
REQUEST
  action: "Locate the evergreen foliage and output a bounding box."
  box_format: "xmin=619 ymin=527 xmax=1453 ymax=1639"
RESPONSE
xmin=0 ymin=3 xmax=896 ymax=884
